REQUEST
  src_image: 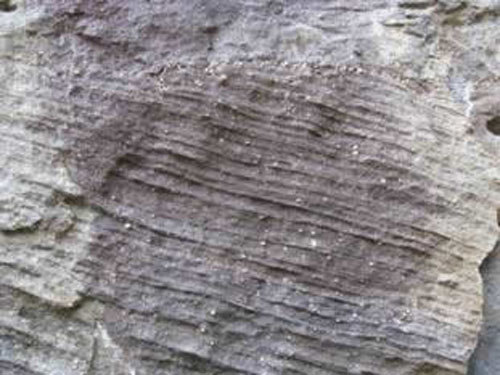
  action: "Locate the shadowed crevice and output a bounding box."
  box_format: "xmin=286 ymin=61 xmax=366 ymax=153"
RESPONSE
xmin=467 ymin=234 xmax=500 ymax=375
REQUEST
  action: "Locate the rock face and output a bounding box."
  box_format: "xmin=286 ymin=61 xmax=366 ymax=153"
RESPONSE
xmin=0 ymin=1 xmax=499 ymax=374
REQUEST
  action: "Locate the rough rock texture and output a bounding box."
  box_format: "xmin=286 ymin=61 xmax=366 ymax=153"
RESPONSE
xmin=1 ymin=1 xmax=499 ymax=374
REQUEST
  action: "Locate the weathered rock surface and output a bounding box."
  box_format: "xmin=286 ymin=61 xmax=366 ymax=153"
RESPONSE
xmin=0 ymin=1 xmax=499 ymax=374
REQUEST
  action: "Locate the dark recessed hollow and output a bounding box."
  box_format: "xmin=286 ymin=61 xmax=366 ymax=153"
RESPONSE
xmin=486 ymin=116 xmax=500 ymax=136
xmin=0 ymin=2 xmax=16 ymax=12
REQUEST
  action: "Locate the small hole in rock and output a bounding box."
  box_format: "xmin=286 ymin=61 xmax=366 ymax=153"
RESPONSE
xmin=0 ymin=1 xmax=16 ymax=12
xmin=201 ymin=25 xmax=218 ymax=35
xmin=486 ymin=117 xmax=500 ymax=136
xmin=308 ymin=128 xmax=323 ymax=138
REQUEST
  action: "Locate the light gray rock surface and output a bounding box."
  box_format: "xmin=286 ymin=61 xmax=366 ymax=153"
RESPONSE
xmin=0 ymin=1 xmax=499 ymax=374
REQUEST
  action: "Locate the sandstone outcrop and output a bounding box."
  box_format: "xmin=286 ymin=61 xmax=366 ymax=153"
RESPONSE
xmin=1 ymin=1 xmax=499 ymax=374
